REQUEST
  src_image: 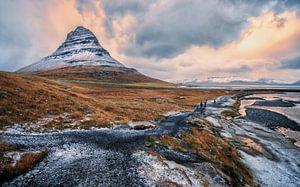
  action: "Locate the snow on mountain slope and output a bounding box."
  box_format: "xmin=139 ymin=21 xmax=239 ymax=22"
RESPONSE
xmin=17 ymin=26 xmax=124 ymax=73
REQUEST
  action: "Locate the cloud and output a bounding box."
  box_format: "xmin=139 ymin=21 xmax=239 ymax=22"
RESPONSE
xmin=280 ymin=56 xmax=300 ymax=69
xmin=213 ymin=65 xmax=253 ymax=73
xmin=76 ymin=0 xmax=97 ymax=14
xmin=0 ymin=0 xmax=109 ymax=71
xmin=0 ymin=0 xmax=299 ymax=82
xmin=0 ymin=1 xmax=34 ymax=71
xmin=123 ymin=0 xmax=272 ymax=58
xmin=101 ymin=0 xmax=153 ymax=16
xmin=81 ymin=0 xmax=155 ymax=36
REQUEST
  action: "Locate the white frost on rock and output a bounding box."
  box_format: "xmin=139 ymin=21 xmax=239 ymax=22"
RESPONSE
xmin=240 ymin=151 xmax=300 ymax=187
xmin=133 ymin=151 xmax=207 ymax=187
xmin=128 ymin=121 xmax=156 ymax=129
xmin=4 ymin=151 xmax=22 ymax=166
xmin=163 ymin=111 xmax=186 ymax=117
xmin=205 ymin=116 xmax=222 ymax=127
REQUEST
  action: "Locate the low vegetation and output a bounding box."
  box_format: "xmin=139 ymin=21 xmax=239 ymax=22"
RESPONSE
xmin=221 ymin=99 xmax=241 ymax=118
xmin=0 ymin=141 xmax=48 ymax=184
xmin=0 ymin=72 xmax=231 ymax=130
xmin=0 ymin=72 xmax=90 ymax=129
xmin=181 ymin=127 xmax=254 ymax=186
xmin=147 ymin=116 xmax=256 ymax=186
xmin=32 ymin=65 xmax=167 ymax=84
xmin=156 ymin=179 xmax=182 ymax=187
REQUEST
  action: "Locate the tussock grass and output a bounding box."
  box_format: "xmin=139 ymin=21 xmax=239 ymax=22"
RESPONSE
xmin=182 ymin=127 xmax=255 ymax=186
xmin=149 ymin=117 xmax=256 ymax=186
xmin=0 ymin=72 xmax=232 ymax=129
xmin=0 ymin=140 xmax=48 ymax=184
xmin=0 ymin=72 xmax=90 ymax=129
xmin=221 ymin=99 xmax=241 ymax=118
xmin=156 ymin=179 xmax=182 ymax=187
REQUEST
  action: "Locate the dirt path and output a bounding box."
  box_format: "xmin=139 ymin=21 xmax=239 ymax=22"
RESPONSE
xmin=2 ymin=107 xmax=193 ymax=186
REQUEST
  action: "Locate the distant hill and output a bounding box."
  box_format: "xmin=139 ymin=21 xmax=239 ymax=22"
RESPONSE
xmin=181 ymin=78 xmax=292 ymax=86
xmin=32 ymin=65 xmax=164 ymax=84
xmin=293 ymin=80 xmax=300 ymax=85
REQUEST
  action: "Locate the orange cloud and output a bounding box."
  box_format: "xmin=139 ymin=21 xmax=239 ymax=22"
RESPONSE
xmin=149 ymin=10 xmax=300 ymax=81
xmin=235 ymin=11 xmax=300 ymax=59
xmin=9 ymin=1 xmax=300 ymax=82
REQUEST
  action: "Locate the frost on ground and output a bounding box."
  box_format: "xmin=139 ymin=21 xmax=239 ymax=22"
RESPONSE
xmin=200 ymin=93 xmax=300 ymax=186
xmin=133 ymin=151 xmax=225 ymax=187
xmin=163 ymin=111 xmax=186 ymax=117
xmin=128 ymin=121 xmax=156 ymax=130
xmin=3 ymin=113 xmax=94 ymax=133
xmin=240 ymin=151 xmax=300 ymax=187
xmin=3 ymin=151 xmax=22 ymax=166
xmin=204 ymin=116 xmax=222 ymax=127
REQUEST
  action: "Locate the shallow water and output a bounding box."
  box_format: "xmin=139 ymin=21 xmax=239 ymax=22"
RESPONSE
xmin=241 ymin=92 xmax=300 ymax=123
xmin=204 ymin=93 xmax=300 ymax=186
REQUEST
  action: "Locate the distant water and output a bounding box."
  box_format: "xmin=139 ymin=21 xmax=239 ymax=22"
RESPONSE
xmin=241 ymin=92 xmax=300 ymax=124
xmin=185 ymin=83 xmax=300 ymax=90
xmin=240 ymin=92 xmax=300 ymax=148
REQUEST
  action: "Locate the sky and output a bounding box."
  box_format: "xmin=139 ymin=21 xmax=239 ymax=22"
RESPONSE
xmin=0 ymin=0 xmax=300 ymax=82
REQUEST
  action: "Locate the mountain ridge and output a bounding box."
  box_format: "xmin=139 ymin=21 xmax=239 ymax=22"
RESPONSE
xmin=180 ymin=78 xmax=295 ymax=85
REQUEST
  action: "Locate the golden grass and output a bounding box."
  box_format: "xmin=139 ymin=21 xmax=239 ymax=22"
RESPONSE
xmin=0 ymin=72 xmax=232 ymax=129
xmin=0 ymin=72 xmax=90 ymax=129
xmin=70 ymin=82 xmax=232 ymax=124
xmin=238 ymin=136 xmax=264 ymax=155
xmin=185 ymin=129 xmax=254 ymax=185
xmin=150 ymin=117 xmax=256 ymax=186
xmin=159 ymin=135 xmax=185 ymax=152
xmin=0 ymin=140 xmax=48 ymax=184
xmin=221 ymin=99 xmax=241 ymax=118
xmin=156 ymin=179 xmax=183 ymax=187
xmin=220 ymin=110 xmax=240 ymax=118
xmin=32 ymin=65 xmax=165 ymax=84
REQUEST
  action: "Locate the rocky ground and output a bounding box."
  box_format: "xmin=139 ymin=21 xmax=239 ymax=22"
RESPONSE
xmin=246 ymin=108 xmax=300 ymax=131
xmin=1 ymin=93 xmax=300 ymax=186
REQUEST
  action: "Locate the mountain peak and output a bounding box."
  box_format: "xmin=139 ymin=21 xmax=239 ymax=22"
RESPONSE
xmin=17 ymin=26 xmax=124 ymax=73
xmin=66 ymin=26 xmax=95 ymax=40
xmin=67 ymin=26 xmax=91 ymax=36
xmin=75 ymin=25 xmax=88 ymax=30
xmin=56 ymin=26 xmax=104 ymax=54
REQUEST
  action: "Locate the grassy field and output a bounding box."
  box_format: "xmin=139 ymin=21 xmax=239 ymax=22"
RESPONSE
xmin=32 ymin=65 xmax=169 ymax=84
xmin=0 ymin=72 xmax=233 ymax=129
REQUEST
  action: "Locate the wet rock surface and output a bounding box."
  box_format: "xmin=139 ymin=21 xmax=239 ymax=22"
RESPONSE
xmin=237 ymin=92 xmax=300 ymax=186
xmin=246 ymin=108 xmax=300 ymax=131
xmin=253 ymin=99 xmax=295 ymax=107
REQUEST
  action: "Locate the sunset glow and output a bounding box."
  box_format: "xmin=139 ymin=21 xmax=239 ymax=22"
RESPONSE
xmin=0 ymin=0 xmax=299 ymax=82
